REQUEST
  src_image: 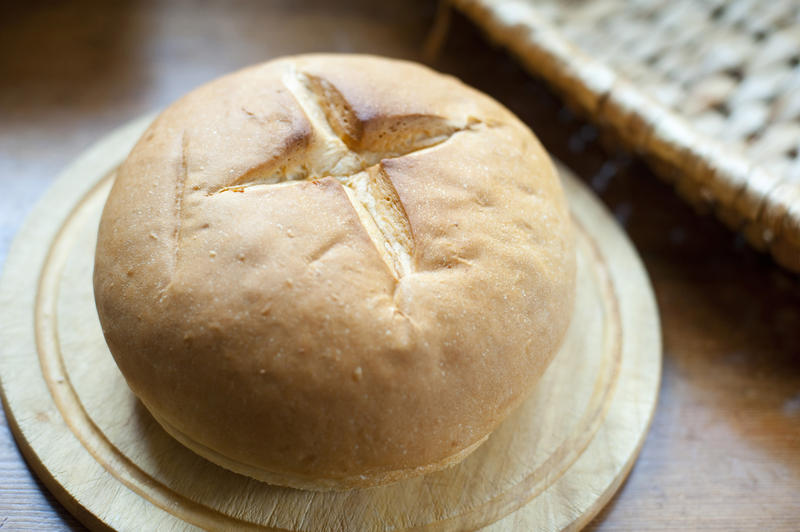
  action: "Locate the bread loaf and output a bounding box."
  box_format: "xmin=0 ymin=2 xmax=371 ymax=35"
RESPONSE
xmin=93 ymin=54 xmax=575 ymax=490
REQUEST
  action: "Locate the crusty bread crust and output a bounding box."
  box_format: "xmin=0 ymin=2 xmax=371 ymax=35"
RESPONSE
xmin=149 ymin=403 xmax=489 ymax=490
xmin=94 ymin=54 xmax=575 ymax=490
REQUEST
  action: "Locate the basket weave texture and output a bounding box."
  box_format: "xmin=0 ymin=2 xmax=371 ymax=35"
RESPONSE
xmin=452 ymin=0 xmax=800 ymax=271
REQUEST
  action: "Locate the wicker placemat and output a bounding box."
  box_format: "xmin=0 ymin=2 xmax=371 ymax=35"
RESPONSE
xmin=450 ymin=0 xmax=800 ymax=271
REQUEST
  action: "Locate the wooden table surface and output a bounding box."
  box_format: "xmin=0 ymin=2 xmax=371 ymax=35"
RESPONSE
xmin=1 ymin=1 xmax=798 ymax=530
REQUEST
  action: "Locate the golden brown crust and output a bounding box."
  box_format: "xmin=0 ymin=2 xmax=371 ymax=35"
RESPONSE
xmin=148 ymin=404 xmax=490 ymax=491
xmin=94 ymin=54 xmax=575 ymax=490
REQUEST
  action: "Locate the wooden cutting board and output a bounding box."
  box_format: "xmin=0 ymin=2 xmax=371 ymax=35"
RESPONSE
xmin=0 ymin=115 xmax=660 ymax=531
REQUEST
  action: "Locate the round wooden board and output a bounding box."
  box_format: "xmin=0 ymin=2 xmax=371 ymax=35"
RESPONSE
xmin=0 ymin=115 xmax=660 ymax=532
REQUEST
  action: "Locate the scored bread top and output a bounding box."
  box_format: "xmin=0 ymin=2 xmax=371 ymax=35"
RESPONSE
xmin=93 ymin=54 xmax=575 ymax=489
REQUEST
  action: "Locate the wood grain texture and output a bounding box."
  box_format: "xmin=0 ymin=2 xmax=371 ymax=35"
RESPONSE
xmin=1 ymin=1 xmax=799 ymax=530
xmin=433 ymin=17 xmax=800 ymax=529
xmin=0 ymin=113 xmax=659 ymax=530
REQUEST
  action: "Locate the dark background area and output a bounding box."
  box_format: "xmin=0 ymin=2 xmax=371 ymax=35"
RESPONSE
xmin=1 ymin=1 xmax=798 ymax=529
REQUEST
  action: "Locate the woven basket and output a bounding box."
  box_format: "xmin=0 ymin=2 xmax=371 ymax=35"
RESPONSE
xmin=449 ymin=0 xmax=800 ymax=272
